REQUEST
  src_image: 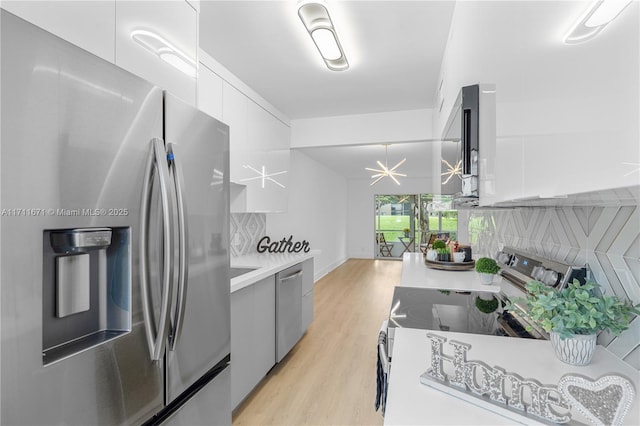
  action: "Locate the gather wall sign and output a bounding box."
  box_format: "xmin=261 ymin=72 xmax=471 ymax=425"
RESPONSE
xmin=256 ymin=235 xmax=311 ymax=254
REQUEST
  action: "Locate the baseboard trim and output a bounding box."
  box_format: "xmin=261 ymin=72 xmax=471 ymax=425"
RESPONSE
xmin=314 ymin=257 xmax=348 ymax=283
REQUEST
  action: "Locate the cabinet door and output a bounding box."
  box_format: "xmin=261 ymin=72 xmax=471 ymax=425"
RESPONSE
xmin=441 ymin=1 xmax=639 ymax=203
xmin=230 ymin=276 xmax=276 ymax=410
xmin=252 ymin=276 xmax=276 ymax=379
xmin=248 ymin=101 xmax=289 ymax=151
xmin=222 ymin=82 xmax=249 ymax=183
xmin=243 ymin=149 xmax=290 ymax=213
xmin=198 ymin=64 xmax=224 ymax=121
xmin=1 ymin=0 xmax=115 ymax=62
xmin=115 ymin=0 xmax=197 ymax=105
xmin=230 ymin=286 xmax=254 ymax=409
xmin=243 ymin=101 xmax=290 ymax=212
xmin=224 ymin=87 xmax=291 ymax=212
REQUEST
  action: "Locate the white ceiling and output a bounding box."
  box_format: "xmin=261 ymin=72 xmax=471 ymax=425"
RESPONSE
xmin=199 ymin=0 xmax=455 ymax=180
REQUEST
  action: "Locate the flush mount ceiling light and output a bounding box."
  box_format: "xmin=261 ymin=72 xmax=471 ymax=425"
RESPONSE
xmin=366 ymin=145 xmax=407 ymax=186
xmin=131 ymin=30 xmax=197 ymax=77
xmin=563 ymin=0 xmax=633 ymax=44
xmin=298 ymin=1 xmax=349 ymax=71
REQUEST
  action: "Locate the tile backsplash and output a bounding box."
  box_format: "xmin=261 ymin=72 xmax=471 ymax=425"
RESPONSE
xmin=468 ymin=206 xmax=639 ymax=300
xmin=468 ymin=205 xmax=639 ymax=367
xmin=230 ymin=213 xmax=266 ymax=257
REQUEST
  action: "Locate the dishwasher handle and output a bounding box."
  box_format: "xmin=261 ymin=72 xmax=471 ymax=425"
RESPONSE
xmin=279 ymin=270 xmax=303 ymax=282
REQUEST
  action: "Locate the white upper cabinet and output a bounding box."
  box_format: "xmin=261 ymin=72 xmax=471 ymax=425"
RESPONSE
xmin=220 ymin=82 xmax=290 ymax=213
xmin=1 ymin=0 xmax=116 ymax=63
xmin=197 ymin=64 xmax=224 ymax=121
xmin=2 ymin=1 xmax=199 ymax=106
xmin=248 ymin=101 xmax=290 ymax=152
xmin=244 ymin=100 xmax=290 ymax=212
xmin=115 ymin=0 xmax=197 ymax=106
xmin=222 ymin=82 xmax=249 ymax=183
xmin=438 ymin=1 xmax=639 ymax=204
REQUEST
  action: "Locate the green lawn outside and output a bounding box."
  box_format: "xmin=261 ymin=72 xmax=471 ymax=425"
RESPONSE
xmin=377 ymin=215 xmax=457 ymax=242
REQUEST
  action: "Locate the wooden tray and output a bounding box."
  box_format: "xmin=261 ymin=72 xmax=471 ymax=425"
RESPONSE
xmin=423 ymin=258 xmax=475 ymax=271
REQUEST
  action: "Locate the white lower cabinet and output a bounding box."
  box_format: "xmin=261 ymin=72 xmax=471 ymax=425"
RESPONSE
xmin=230 ymin=259 xmax=314 ymax=410
xmin=230 ymin=275 xmax=275 ymax=410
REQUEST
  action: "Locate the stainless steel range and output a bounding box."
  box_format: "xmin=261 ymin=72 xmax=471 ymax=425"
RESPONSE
xmin=495 ymin=247 xmax=587 ymax=339
xmin=386 ymin=247 xmax=587 ymax=354
xmin=496 ymin=247 xmax=587 ymax=294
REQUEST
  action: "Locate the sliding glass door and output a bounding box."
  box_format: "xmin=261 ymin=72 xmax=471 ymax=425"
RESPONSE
xmin=374 ymin=194 xmax=457 ymax=259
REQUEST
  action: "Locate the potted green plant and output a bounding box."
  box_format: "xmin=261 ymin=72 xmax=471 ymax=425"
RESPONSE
xmin=427 ymin=240 xmax=447 ymax=262
xmin=475 ymin=257 xmax=500 ymax=284
xmin=432 ymin=240 xmax=447 ymax=250
xmin=508 ymin=280 xmax=640 ymax=366
xmin=402 ymin=228 xmax=411 ymax=238
xmin=437 ymin=247 xmax=450 ymax=262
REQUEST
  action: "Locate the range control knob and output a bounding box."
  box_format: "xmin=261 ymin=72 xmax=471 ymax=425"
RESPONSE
xmin=497 ymin=252 xmax=511 ymax=265
xmin=542 ymin=269 xmax=561 ymax=287
xmin=532 ymin=266 xmax=545 ymax=281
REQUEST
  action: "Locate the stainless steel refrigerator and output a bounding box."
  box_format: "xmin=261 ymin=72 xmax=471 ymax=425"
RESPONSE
xmin=0 ymin=10 xmax=231 ymax=425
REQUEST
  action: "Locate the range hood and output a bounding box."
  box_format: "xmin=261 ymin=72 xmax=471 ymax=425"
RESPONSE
xmin=441 ymin=84 xmax=495 ymax=208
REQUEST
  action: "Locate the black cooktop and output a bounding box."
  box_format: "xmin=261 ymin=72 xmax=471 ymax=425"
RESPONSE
xmin=387 ymin=286 xmax=506 ymax=337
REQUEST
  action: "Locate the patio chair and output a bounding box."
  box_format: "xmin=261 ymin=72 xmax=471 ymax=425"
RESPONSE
xmin=419 ymin=232 xmax=437 ymax=254
xmin=376 ymin=233 xmax=393 ymax=257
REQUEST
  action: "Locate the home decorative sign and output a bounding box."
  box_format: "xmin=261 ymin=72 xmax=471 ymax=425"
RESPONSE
xmin=256 ymin=235 xmax=310 ymax=254
xmin=421 ymin=333 xmax=635 ymax=426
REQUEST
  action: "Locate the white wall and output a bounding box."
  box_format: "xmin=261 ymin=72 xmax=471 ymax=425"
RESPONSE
xmin=347 ymin=176 xmax=434 ymax=259
xmin=267 ymin=150 xmax=348 ymax=280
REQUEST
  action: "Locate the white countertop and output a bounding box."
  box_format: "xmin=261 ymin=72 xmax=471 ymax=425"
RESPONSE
xmin=385 ymin=328 xmax=640 ymax=425
xmin=401 ymin=253 xmax=502 ymax=293
xmin=230 ymin=250 xmax=318 ymax=293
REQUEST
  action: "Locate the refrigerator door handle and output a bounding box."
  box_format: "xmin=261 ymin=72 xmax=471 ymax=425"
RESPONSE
xmin=167 ymin=143 xmax=189 ymax=351
xmin=140 ymin=138 xmax=175 ymax=361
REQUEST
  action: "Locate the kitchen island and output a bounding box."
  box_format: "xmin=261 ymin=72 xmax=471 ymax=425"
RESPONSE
xmin=401 ymin=252 xmax=502 ymax=293
xmin=385 ymin=327 xmax=640 ymax=425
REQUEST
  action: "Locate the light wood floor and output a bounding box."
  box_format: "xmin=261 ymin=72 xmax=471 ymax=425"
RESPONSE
xmin=232 ymin=259 xmax=402 ymax=426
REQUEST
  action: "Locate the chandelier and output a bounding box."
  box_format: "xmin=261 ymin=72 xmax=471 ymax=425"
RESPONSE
xmin=441 ymin=159 xmax=462 ymax=184
xmin=365 ymin=144 xmax=406 ymax=186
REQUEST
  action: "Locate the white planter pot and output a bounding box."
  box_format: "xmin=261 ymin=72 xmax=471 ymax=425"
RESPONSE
xmin=426 ymin=249 xmax=438 ymax=261
xmin=478 ymin=272 xmax=494 ymax=285
xmin=550 ymin=330 xmax=597 ymax=366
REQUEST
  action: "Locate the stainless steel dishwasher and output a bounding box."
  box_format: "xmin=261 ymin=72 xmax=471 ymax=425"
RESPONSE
xmin=275 ymin=263 xmax=303 ymax=362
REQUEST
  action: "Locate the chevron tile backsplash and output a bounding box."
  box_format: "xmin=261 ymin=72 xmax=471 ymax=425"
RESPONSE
xmin=469 ymin=205 xmax=640 ymax=367
xmin=230 ymin=213 xmax=266 ymax=257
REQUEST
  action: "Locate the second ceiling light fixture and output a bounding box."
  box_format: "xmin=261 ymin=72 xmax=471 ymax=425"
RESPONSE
xmin=366 ymin=145 xmax=407 ymax=186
